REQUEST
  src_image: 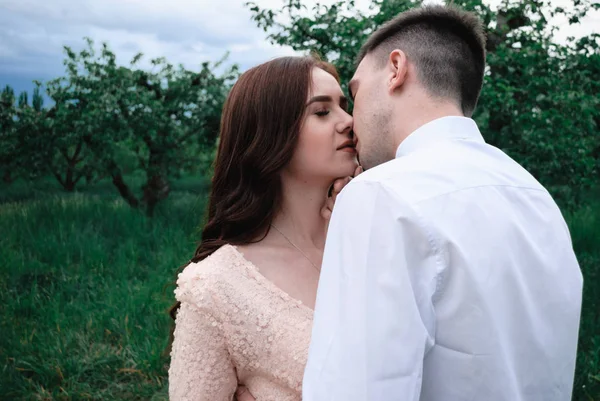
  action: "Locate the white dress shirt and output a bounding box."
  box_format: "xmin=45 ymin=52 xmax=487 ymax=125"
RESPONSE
xmin=303 ymin=116 xmax=583 ymax=401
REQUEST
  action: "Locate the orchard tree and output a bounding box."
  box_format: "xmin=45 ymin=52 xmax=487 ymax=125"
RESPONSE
xmin=46 ymin=39 xmax=238 ymax=214
xmin=0 ymin=85 xmax=17 ymax=183
xmin=0 ymin=85 xmax=52 ymax=185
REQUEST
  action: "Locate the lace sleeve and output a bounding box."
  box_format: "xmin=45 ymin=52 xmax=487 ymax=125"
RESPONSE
xmin=168 ymin=270 xmax=237 ymax=401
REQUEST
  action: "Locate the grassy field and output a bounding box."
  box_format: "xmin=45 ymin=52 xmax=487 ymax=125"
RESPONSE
xmin=0 ymin=179 xmax=598 ymax=400
xmin=0 ymin=178 xmax=206 ymax=400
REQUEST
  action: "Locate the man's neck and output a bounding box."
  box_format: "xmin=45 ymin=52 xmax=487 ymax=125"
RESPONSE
xmin=393 ymin=101 xmax=465 ymax=150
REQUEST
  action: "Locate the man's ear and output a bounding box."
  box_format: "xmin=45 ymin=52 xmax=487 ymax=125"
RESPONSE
xmin=388 ymin=49 xmax=409 ymax=94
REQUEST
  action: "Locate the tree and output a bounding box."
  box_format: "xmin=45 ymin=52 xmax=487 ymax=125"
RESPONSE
xmin=40 ymin=79 xmax=96 ymax=192
xmin=44 ymin=39 xmax=238 ymax=214
xmin=121 ymin=53 xmax=236 ymax=215
xmin=247 ymin=0 xmax=600 ymax=207
xmin=0 ymin=85 xmax=50 ymax=185
xmin=0 ymin=85 xmax=17 ymax=183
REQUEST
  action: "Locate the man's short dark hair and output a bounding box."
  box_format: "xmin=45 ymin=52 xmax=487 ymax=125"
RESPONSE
xmin=357 ymin=5 xmax=486 ymax=117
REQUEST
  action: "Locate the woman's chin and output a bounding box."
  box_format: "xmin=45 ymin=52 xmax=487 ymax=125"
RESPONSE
xmin=346 ymin=157 xmax=360 ymax=173
xmin=331 ymin=160 xmax=359 ymax=179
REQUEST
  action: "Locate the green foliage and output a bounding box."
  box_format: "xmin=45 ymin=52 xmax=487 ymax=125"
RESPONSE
xmin=45 ymin=38 xmax=237 ymax=214
xmin=247 ymin=0 xmax=600 ymax=207
xmin=466 ymin=2 xmax=600 ymax=207
xmin=565 ymin=191 xmax=600 ymax=400
xmin=0 ymin=39 xmax=237 ymax=214
xmin=0 ymin=84 xmax=50 ymax=185
xmin=0 ymin=85 xmax=18 ymax=183
xmin=248 ymin=0 xmax=421 ymax=93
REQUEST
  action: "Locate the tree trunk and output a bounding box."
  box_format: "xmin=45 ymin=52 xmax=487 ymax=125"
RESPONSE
xmin=64 ymin=162 xmax=76 ymax=192
xmin=61 ymin=159 xmax=84 ymax=192
xmin=57 ymin=141 xmax=84 ymax=192
xmin=142 ymin=172 xmax=170 ymax=217
xmin=140 ymin=146 xmax=170 ymax=216
xmin=108 ymin=161 xmax=140 ymax=209
xmin=81 ymin=135 xmax=139 ymax=207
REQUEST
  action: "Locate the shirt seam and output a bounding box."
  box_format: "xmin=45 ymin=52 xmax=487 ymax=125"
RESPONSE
xmin=413 ymin=183 xmax=548 ymax=206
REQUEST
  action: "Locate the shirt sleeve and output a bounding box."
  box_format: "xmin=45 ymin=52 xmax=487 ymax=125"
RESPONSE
xmin=168 ymin=275 xmax=238 ymax=401
xmin=303 ymin=179 xmax=440 ymax=401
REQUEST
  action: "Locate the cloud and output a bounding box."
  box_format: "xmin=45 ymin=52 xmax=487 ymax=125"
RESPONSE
xmin=0 ymin=0 xmax=597 ymax=97
xmin=1 ymin=0 xmax=264 ymax=46
xmin=0 ymin=0 xmax=295 ymax=85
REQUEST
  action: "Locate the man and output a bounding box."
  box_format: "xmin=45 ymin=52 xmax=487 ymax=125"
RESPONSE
xmin=302 ymin=5 xmax=583 ymax=401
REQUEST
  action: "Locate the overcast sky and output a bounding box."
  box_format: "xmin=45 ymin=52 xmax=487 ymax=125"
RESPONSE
xmin=0 ymin=0 xmax=598 ymax=100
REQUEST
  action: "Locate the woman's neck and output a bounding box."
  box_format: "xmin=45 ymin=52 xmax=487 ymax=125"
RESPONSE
xmin=271 ymin=176 xmax=330 ymax=250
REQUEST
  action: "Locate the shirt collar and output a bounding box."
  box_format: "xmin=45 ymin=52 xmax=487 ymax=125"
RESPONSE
xmin=395 ymin=116 xmax=485 ymax=158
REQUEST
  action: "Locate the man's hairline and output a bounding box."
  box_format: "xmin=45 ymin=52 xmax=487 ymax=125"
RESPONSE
xmin=353 ymin=47 xmax=469 ymax=115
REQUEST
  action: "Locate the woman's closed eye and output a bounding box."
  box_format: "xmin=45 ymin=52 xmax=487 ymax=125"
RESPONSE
xmin=315 ymin=109 xmax=330 ymax=117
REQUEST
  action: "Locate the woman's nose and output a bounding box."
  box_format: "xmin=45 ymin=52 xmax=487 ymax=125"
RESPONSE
xmin=337 ymin=112 xmax=353 ymax=134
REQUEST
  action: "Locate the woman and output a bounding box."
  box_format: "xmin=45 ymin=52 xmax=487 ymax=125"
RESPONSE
xmin=168 ymin=56 xmax=360 ymax=401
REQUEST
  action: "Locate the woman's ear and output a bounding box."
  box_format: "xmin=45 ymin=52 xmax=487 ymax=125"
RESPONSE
xmin=388 ymin=49 xmax=409 ymax=94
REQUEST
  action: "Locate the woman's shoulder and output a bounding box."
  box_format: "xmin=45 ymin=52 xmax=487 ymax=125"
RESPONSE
xmin=177 ymin=244 xmax=242 ymax=280
xmin=175 ymin=244 xmax=248 ymax=304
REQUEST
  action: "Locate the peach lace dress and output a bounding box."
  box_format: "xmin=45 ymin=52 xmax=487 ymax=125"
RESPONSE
xmin=168 ymin=244 xmax=314 ymax=401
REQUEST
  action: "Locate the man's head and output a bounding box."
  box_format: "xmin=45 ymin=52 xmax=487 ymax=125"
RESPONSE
xmin=350 ymin=5 xmax=486 ymax=169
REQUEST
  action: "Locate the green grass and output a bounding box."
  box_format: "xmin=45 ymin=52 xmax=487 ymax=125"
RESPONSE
xmin=0 ymin=180 xmax=598 ymax=400
xmin=0 ymin=184 xmax=206 ymax=400
xmin=0 ymin=174 xmax=210 ymax=204
xmin=567 ymin=195 xmax=600 ymax=400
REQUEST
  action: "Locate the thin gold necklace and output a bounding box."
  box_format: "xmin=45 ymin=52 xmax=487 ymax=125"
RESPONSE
xmin=270 ymin=224 xmax=320 ymax=272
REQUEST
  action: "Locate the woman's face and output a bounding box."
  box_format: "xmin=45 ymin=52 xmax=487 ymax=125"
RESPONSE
xmin=286 ymin=67 xmax=358 ymax=184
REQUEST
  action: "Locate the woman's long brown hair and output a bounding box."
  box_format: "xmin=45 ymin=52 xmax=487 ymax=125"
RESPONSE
xmin=167 ymin=56 xmax=340 ymax=342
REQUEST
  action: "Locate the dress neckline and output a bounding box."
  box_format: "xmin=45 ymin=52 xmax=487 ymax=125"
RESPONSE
xmin=224 ymin=244 xmax=315 ymax=315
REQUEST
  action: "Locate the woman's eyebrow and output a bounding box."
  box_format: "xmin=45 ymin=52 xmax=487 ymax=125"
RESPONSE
xmin=306 ymin=95 xmax=348 ymax=106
